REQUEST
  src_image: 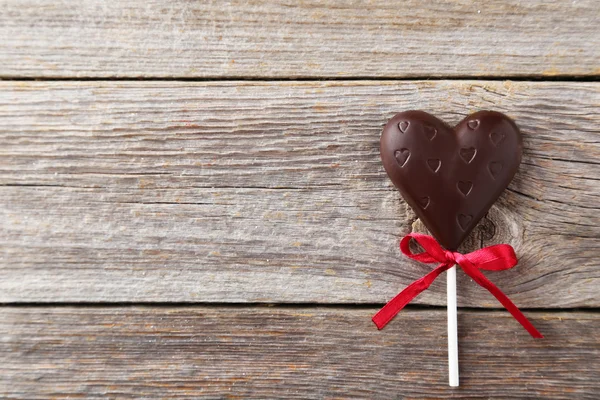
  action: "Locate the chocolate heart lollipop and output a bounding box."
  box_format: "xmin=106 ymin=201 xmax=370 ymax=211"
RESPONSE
xmin=380 ymin=110 xmax=522 ymax=250
xmin=376 ymin=112 xmax=539 ymax=387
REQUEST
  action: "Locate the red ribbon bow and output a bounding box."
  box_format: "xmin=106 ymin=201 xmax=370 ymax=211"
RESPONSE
xmin=372 ymin=233 xmax=543 ymax=338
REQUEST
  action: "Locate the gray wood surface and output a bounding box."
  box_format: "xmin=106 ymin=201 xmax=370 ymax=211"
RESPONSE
xmin=1 ymin=1 xmax=599 ymax=398
xmin=1 ymin=80 xmax=598 ymax=306
xmin=1 ymin=307 xmax=598 ymax=399
xmin=1 ymin=0 xmax=599 ymax=78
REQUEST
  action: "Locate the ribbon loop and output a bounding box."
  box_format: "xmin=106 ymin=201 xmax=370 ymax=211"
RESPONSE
xmin=400 ymin=233 xmax=449 ymax=264
xmin=372 ymin=233 xmax=543 ymax=338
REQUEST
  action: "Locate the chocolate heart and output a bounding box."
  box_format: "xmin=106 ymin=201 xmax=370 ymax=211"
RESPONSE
xmin=380 ymin=110 xmax=522 ymax=250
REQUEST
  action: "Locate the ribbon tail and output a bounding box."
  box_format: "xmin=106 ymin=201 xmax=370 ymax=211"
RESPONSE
xmin=372 ymin=264 xmax=450 ymax=329
xmin=461 ymin=264 xmax=544 ymax=338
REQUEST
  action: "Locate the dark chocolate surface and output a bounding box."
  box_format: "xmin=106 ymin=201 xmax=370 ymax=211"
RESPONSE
xmin=380 ymin=111 xmax=522 ymax=250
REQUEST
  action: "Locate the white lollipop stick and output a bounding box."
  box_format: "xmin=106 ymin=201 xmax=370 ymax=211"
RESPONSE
xmin=447 ymin=265 xmax=459 ymax=387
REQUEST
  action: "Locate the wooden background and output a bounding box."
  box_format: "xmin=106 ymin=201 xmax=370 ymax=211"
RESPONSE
xmin=0 ymin=1 xmax=599 ymax=398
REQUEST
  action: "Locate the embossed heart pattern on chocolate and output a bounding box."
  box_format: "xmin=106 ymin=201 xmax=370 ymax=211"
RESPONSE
xmin=380 ymin=111 xmax=522 ymax=250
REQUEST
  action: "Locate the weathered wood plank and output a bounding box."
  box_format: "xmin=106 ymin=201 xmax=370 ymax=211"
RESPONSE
xmin=0 ymin=307 xmax=598 ymax=399
xmin=0 ymin=0 xmax=599 ymax=78
xmin=1 ymin=81 xmax=599 ymax=306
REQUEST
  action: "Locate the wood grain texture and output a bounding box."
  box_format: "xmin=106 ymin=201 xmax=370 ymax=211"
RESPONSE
xmin=1 ymin=80 xmax=599 ymax=306
xmin=1 ymin=0 xmax=599 ymax=78
xmin=0 ymin=307 xmax=598 ymax=399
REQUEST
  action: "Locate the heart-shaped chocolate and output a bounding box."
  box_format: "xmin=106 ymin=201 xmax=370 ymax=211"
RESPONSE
xmin=380 ymin=111 xmax=522 ymax=250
